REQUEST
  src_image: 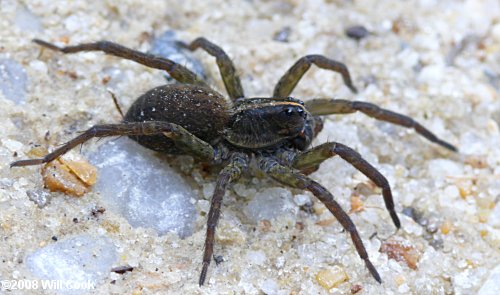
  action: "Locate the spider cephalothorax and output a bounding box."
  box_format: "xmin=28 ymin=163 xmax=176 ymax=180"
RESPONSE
xmin=11 ymin=37 xmax=457 ymax=286
xmin=224 ymin=97 xmax=311 ymax=149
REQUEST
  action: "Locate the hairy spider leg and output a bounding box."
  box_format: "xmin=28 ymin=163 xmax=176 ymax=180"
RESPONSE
xmin=273 ymin=55 xmax=358 ymax=98
xmin=10 ymin=122 xmax=215 ymax=167
xmin=33 ymin=39 xmax=208 ymax=87
xmin=107 ymin=90 xmax=124 ymax=119
xmin=199 ymin=153 xmax=248 ymax=286
xmin=293 ymin=142 xmax=400 ymax=229
xmin=259 ymin=157 xmax=381 ymax=283
xmin=306 ymin=98 xmax=457 ymax=151
xmin=181 ymin=37 xmax=245 ymax=101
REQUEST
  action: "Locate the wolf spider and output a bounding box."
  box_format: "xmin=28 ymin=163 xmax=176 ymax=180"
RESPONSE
xmin=11 ymin=37 xmax=456 ymax=285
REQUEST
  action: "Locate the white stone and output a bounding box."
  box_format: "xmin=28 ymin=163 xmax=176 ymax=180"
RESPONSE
xmin=0 ymin=58 xmax=28 ymax=104
xmin=293 ymin=194 xmax=311 ymax=207
xmin=418 ymin=65 xmax=445 ymax=86
xmin=397 ymin=48 xmax=420 ymax=69
xmin=460 ymin=132 xmax=487 ymax=155
xmin=15 ymin=6 xmax=42 ymax=32
xmin=1 ymin=138 xmax=23 ymax=151
xmin=398 ymin=283 xmax=410 ymax=293
xmin=88 ymin=138 xmax=196 ymax=238
xmin=478 ymin=264 xmax=500 ymax=295
xmin=197 ymin=199 xmax=210 ymax=214
xmin=246 ymin=250 xmax=266 ymax=266
xmin=427 ymin=159 xmax=463 ymax=180
xmin=64 ymin=14 xmax=84 ymax=32
xmin=275 ymin=256 xmax=286 ymax=269
xmin=488 ymin=203 xmax=500 ymax=228
xmin=233 ymin=183 xmax=257 ymax=198
xmin=26 ymin=235 xmax=116 ymax=293
xmin=29 ymin=60 xmax=48 ymax=75
xmin=244 ymin=187 xmax=297 ymax=222
xmin=492 ymin=23 xmax=500 ymax=42
xmin=260 ymin=278 xmax=279 ymax=295
xmin=202 ymin=182 xmax=215 ymax=199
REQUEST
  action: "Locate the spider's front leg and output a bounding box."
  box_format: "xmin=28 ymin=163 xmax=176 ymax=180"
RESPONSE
xmin=273 ymin=55 xmax=358 ymax=98
xmin=199 ymin=153 xmax=248 ymax=286
xmin=10 ymin=121 xmax=215 ymax=167
xmin=293 ymin=142 xmax=400 ymax=229
xmin=259 ymin=157 xmax=381 ymax=283
xmin=306 ymin=98 xmax=457 ymax=151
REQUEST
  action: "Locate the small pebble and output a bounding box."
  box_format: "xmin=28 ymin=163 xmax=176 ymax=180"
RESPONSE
xmin=259 ymin=219 xmax=272 ymax=232
xmin=478 ymin=264 xmax=500 ymax=295
xmin=402 ymin=206 xmax=422 ymax=223
xmin=260 ymin=278 xmax=279 ymax=295
xmin=315 ymin=266 xmax=349 ymax=289
xmin=244 ymin=187 xmax=297 ymax=222
xmin=484 ymin=70 xmax=500 ymax=91
xmin=214 ymin=255 xmax=224 ymax=265
xmin=315 ymin=218 xmax=336 ymax=227
xmin=15 ymin=6 xmax=42 ymax=32
xmin=492 ymin=23 xmax=500 ymax=42
xmin=0 ymin=59 xmax=28 ymax=104
xmin=41 ymin=156 xmax=97 ymax=197
xmin=26 ymin=189 xmax=52 ymax=208
xmin=1 ymin=138 xmax=24 ymax=152
xmin=394 ymin=274 xmax=406 ymax=286
xmin=345 ymin=25 xmax=370 ymax=41
xmin=59 ymin=157 xmax=97 ymax=186
xmin=352 ymin=182 xmax=375 ymax=196
xmin=91 ymin=206 xmax=106 ymax=217
xmin=350 ymin=196 xmax=364 ymax=213
xmin=246 ymin=250 xmax=266 ymax=266
xmin=111 ymin=265 xmax=134 ymax=274
xmin=488 ymin=203 xmax=500 ymax=227
xmin=273 ymin=26 xmax=292 ymax=42
xmin=398 ymin=283 xmax=410 ymax=293
xmin=464 ymin=155 xmax=488 ymax=169
xmin=293 ymin=194 xmax=311 ymax=207
xmin=380 ymin=238 xmax=421 ymax=270
xmin=350 ymin=284 xmax=363 ymax=294
xmin=427 ymin=159 xmax=463 ymax=179
xmin=440 ymin=219 xmax=452 ymax=235
xmin=26 ymin=235 xmax=117 ymax=290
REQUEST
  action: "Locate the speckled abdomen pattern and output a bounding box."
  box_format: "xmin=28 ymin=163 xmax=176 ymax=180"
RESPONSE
xmin=124 ymin=84 xmax=230 ymax=153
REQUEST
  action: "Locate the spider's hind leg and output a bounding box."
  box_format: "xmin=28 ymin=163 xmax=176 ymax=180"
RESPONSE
xmin=10 ymin=121 xmax=215 ymax=167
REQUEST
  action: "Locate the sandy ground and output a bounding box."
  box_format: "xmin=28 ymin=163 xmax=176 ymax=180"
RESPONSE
xmin=1 ymin=0 xmax=499 ymax=294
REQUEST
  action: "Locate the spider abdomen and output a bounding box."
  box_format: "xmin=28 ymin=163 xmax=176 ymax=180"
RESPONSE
xmin=124 ymin=84 xmax=231 ymax=153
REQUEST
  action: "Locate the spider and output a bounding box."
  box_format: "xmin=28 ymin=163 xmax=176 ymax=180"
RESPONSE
xmin=11 ymin=37 xmax=457 ymax=286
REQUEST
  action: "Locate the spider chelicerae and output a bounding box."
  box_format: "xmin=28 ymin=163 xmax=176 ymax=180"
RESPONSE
xmin=11 ymin=37 xmax=457 ymax=285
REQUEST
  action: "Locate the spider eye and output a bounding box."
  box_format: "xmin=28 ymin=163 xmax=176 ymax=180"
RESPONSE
xmin=297 ymin=107 xmax=304 ymax=114
xmin=285 ymin=108 xmax=294 ymax=115
xmin=286 ymin=97 xmax=305 ymax=105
